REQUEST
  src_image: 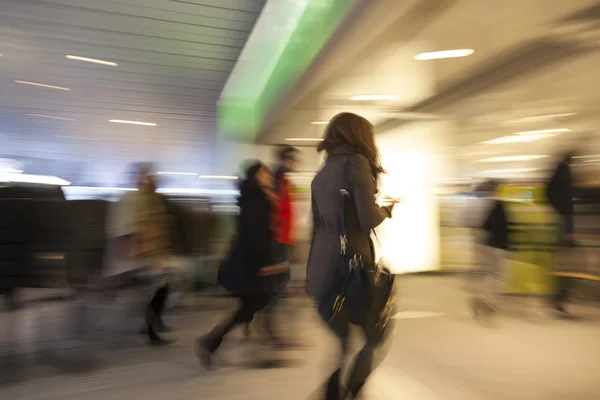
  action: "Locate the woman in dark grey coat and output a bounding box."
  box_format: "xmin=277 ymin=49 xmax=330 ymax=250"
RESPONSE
xmin=307 ymin=112 xmax=395 ymax=399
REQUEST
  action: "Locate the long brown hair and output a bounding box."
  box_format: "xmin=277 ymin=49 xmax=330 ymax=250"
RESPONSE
xmin=318 ymin=112 xmax=384 ymax=177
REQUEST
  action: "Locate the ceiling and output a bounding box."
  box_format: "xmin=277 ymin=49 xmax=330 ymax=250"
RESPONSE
xmin=259 ymin=0 xmax=600 ymax=181
xmin=0 ymin=0 xmax=266 ymax=185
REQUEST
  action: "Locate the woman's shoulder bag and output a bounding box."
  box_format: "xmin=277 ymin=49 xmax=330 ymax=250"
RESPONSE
xmin=317 ymin=156 xmax=396 ymax=343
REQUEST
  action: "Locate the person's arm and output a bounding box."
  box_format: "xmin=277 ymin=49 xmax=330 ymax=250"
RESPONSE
xmin=310 ymin=192 xmax=319 ymax=244
xmin=239 ymin=191 xmax=273 ymax=268
xmin=348 ymin=155 xmax=393 ymax=230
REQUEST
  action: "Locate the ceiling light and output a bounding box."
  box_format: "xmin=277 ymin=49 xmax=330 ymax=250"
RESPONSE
xmin=109 ymin=119 xmax=156 ymax=126
xmin=55 ymin=135 xmax=100 ymax=142
xmin=477 ymin=155 xmax=549 ymax=163
xmin=349 ymin=94 xmax=400 ymax=101
xmin=414 ymin=49 xmax=474 ymax=61
xmin=481 ymin=133 xmax=562 ymax=144
xmin=508 ymin=113 xmax=577 ymax=123
xmin=516 ymin=128 xmax=570 ymax=135
xmin=285 ymin=138 xmax=324 ymax=142
xmin=311 ymin=121 xmax=329 ymax=125
xmin=15 ymin=80 xmax=70 ymax=91
xmin=157 ymin=172 xmax=197 ymax=176
xmin=27 ymin=113 xmax=76 ymax=121
xmin=66 ymin=55 xmax=118 ymax=67
xmin=198 ymin=175 xmax=238 ymax=180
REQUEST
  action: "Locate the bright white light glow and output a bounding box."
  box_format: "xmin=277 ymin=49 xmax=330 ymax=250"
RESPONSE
xmin=414 ymin=49 xmax=474 ymax=61
xmin=516 ymin=128 xmax=570 ymax=135
xmin=158 ymin=188 xmax=239 ymax=196
xmin=198 ymin=175 xmax=238 ymax=180
xmin=477 ymin=155 xmax=549 ymax=163
xmin=66 ymin=55 xmax=118 ymax=66
xmin=63 ymin=186 xmax=239 ymax=200
xmin=0 ymin=168 xmax=23 ymax=174
xmin=285 ymin=138 xmax=324 ymax=142
xmin=15 ymin=80 xmax=70 ymax=91
xmin=311 ymin=121 xmax=329 ymax=125
xmin=157 ymin=172 xmax=197 ymax=176
xmin=0 ymin=173 xmax=70 ymax=186
xmin=482 ymin=133 xmax=561 ymax=144
xmin=109 ymin=120 xmax=157 ymax=126
xmin=350 ymin=94 xmax=400 ymax=101
xmin=27 ymin=114 xmax=76 ymax=121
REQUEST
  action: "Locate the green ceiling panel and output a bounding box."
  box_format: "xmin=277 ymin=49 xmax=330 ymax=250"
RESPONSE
xmin=218 ymin=0 xmax=358 ymax=140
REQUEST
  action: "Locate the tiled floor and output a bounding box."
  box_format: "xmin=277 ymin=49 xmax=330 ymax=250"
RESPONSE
xmin=2 ymin=276 xmax=600 ymax=399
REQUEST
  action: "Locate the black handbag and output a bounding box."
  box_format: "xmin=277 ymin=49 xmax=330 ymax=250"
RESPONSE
xmin=317 ymin=158 xmax=396 ymax=341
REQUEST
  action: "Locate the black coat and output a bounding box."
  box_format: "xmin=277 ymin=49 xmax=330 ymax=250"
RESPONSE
xmin=546 ymin=159 xmax=574 ymax=217
xmin=218 ymin=180 xmax=275 ymax=295
xmin=482 ymin=199 xmax=509 ymax=251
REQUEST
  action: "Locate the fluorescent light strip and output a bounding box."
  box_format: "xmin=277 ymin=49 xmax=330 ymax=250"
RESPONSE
xmin=482 ymin=133 xmax=561 ymax=144
xmin=0 ymin=168 xmax=23 ymax=174
xmin=157 ymin=172 xmax=197 ymax=176
xmin=311 ymin=121 xmax=329 ymax=125
xmin=27 ymin=113 xmax=76 ymax=121
xmin=350 ymin=94 xmax=400 ymax=101
xmin=414 ymin=49 xmax=474 ymax=61
xmin=285 ymin=138 xmax=324 ymax=142
xmin=198 ymin=175 xmax=238 ymax=180
xmin=516 ymin=128 xmax=570 ymax=136
xmin=15 ymin=80 xmax=70 ymax=91
xmin=0 ymin=173 xmax=70 ymax=186
xmin=477 ymin=155 xmax=549 ymax=163
xmin=55 ymin=135 xmax=100 ymax=142
xmin=66 ymin=55 xmax=117 ymax=67
xmin=511 ymin=113 xmax=577 ymax=123
xmin=109 ymin=119 xmax=156 ymax=126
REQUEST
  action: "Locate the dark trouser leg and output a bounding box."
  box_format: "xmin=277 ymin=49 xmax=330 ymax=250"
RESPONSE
xmin=554 ymin=214 xmax=574 ymax=309
xmin=345 ymin=321 xmax=394 ymax=398
xmin=554 ymin=277 xmax=569 ymax=307
xmin=146 ymin=285 xmax=170 ymax=343
xmin=205 ymin=295 xmax=269 ymax=353
xmin=324 ymin=318 xmax=349 ymax=400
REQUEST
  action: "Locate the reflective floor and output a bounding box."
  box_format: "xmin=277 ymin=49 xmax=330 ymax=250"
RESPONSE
xmin=2 ymin=276 xmax=600 ymax=399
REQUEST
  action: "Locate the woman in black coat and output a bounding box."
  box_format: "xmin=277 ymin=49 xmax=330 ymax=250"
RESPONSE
xmin=308 ymin=112 xmax=395 ymax=399
xmin=196 ymin=161 xmax=286 ymax=369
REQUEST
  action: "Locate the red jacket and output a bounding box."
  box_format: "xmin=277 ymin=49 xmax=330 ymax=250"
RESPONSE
xmin=274 ymin=169 xmax=295 ymax=245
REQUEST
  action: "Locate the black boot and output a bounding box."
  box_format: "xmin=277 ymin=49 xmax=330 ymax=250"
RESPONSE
xmin=196 ymin=337 xmax=213 ymax=370
xmin=324 ymin=369 xmax=342 ymax=400
xmin=145 ymin=308 xmax=174 ymax=347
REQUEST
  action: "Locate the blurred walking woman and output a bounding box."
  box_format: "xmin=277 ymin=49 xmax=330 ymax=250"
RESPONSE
xmin=307 ymin=113 xmax=395 ymax=399
xmin=197 ymin=161 xmax=286 ymax=368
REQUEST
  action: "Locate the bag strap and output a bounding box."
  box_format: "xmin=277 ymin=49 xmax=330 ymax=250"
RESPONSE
xmin=339 ymin=155 xmax=353 ymax=255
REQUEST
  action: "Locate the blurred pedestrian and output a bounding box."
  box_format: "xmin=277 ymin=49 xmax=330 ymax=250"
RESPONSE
xmin=546 ymin=150 xmax=576 ymax=316
xmin=104 ymin=163 xmax=177 ymax=346
xmin=307 ymin=113 xmax=395 ymax=400
xmin=470 ymin=180 xmax=509 ymax=320
xmin=196 ymin=161 xmax=288 ymax=369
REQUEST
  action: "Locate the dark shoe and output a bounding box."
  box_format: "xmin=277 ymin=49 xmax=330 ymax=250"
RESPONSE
xmin=553 ymin=303 xmax=570 ymax=318
xmin=196 ymin=338 xmax=213 ymax=370
xmin=140 ymin=323 xmax=173 ymax=335
xmin=150 ymin=336 xmax=175 ymax=347
xmin=237 ymin=322 xmax=250 ymax=338
xmin=471 ymin=297 xmax=494 ymax=321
